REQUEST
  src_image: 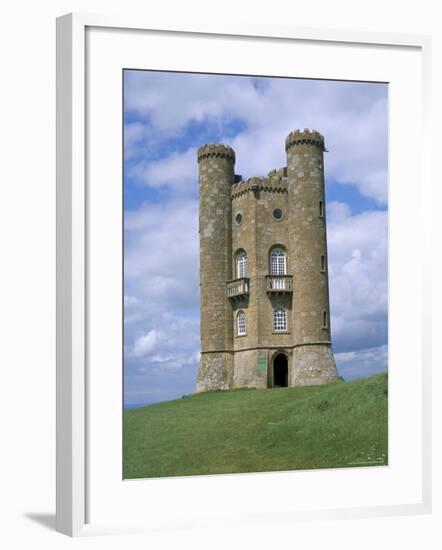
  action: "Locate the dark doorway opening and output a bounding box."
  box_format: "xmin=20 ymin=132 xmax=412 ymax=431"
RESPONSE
xmin=273 ymin=354 xmax=288 ymax=387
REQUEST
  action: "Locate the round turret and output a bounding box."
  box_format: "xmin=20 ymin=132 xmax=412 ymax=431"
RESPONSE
xmin=285 ymin=129 xmax=325 ymax=152
xmin=285 ymin=128 xmax=338 ymax=385
xmin=197 ymin=143 xmax=236 ymax=164
xmin=196 ymin=143 xmax=235 ymax=392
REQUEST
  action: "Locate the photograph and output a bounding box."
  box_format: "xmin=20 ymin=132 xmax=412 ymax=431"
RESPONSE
xmin=123 ymin=70 xmax=388 ymax=479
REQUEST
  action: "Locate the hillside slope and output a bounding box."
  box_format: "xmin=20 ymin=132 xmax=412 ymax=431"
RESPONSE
xmin=124 ymin=373 xmax=388 ymax=479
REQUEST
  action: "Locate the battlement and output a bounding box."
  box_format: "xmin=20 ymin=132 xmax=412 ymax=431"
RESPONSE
xmin=198 ymin=143 xmax=236 ymax=163
xmin=285 ymin=129 xmax=325 ymax=152
xmin=231 ymin=170 xmax=288 ymax=199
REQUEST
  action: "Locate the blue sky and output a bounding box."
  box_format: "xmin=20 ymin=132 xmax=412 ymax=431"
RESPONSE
xmin=124 ymin=70 xmax=388 ymax=407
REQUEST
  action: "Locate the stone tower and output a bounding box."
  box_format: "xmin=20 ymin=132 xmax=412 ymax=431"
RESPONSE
xmin=196 ymin=130 xmax=338 ymax=392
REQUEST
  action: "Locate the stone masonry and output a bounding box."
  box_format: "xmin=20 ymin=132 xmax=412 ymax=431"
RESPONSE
xmin=196 ymin=130 xmax=338 ymax=392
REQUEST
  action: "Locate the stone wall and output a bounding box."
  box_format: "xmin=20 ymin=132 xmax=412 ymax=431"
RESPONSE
xmin=196 ymin=351 xmax=233 ymax=392
xmin=232 ymin=349 xmax=267 ymax=389
xmin=291 ymin=344 xmax=338 ymax=385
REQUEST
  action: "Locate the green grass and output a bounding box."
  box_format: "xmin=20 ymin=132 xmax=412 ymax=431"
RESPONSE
xmin=124 ymin=373 xmax=388 ymax=479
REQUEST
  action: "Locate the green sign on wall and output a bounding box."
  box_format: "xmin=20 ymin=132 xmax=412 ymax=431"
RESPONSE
xmin=258 ymin=358 xmax=266 ymax=371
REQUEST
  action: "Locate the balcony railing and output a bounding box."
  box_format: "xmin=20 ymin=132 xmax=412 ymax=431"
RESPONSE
xmin=226 ymin=277 xmax=250 ymax=299
xmin=266 ymin=275 xmax=293 ymax=294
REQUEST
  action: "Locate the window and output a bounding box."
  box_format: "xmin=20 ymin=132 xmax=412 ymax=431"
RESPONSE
xmin=237 ymin=310 xmax=246 ymax=336
xmin=270 ymin=248 xmax=286 ymax=275
xmin=236 ymin=251 xmax=248 ymax=278
xmin=273 ymin=208 xmax=283 ymax=221
xmin=274 ymin=306 xmax=287 ymax=332
xmin=319 ymin=200 xmax=324 ymax=218
xmin=235 ymin=213 xmax=242 ymax=225
xmin=322 ymin=310 xmax=328 ymax=328
xmin=321 ymin=254 xmax=326 ymax=272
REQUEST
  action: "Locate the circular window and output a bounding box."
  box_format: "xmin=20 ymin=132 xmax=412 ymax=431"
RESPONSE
xmin=273 ymin=208 xmax=283 ymax=221
xmin=235 ymin=213 xmax=242 ymax=225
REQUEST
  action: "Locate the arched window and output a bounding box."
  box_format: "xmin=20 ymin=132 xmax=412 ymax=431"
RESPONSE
xmin=237 ymin=310 xmax=246 ymax=336
xmin=236 ymin=251 xmax=248 ymax=278
xmin=274 ymin=306 xmax=287 ymax=332
xmin=270 ymin=248 xmax=286 ymax=275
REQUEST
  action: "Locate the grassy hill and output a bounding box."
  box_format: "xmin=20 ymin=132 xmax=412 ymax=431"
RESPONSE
xmin=124 ymin=373 xmax=388 ymax=479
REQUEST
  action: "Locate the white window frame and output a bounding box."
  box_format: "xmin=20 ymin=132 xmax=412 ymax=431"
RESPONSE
xmin=273 ymin=306 xmax=287 ymax=332
xmin=270 ymin=248 xmax=287 ymax=275
xmin=237 ymin=310 xmax=246 ymax=336
xmin=236 ymin=251 xmax=248 ymax=278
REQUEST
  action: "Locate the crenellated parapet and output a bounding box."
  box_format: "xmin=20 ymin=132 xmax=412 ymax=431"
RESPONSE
xmin=197 ymin=143 xmax=236 ymax=163
xmin=231 ymin=169 xmax=288 ymax=199
xmin=285 ymin=128 xmax=325 ymax=152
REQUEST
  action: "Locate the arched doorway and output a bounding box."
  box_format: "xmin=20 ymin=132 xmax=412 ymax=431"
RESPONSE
xmin=273 ymin=353 xmax=288 ymax=387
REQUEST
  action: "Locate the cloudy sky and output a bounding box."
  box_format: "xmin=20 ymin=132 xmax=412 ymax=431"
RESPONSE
xmin=123 ymin=70 xmax=388 ymax=407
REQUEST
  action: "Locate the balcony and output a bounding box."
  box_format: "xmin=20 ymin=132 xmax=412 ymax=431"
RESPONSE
xmin=226 ymin=277 xmax=250 ymax=300
xmin=266 ymin=275 xmax=293 ymax=294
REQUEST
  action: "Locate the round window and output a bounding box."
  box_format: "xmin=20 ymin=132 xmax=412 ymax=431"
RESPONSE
xmin=273 ymin=208 xmax=283 ymax=221
xmin=235 ymin=213 xmax=242 ymax=225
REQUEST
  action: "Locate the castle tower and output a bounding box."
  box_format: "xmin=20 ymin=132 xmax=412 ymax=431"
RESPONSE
xmin=196 ymin=130 xmax=338 ymax=392
xmin=196 ymin=144 xmax=235 ymax=392
xmin=285 ymin=130 xmax=338 ymax=385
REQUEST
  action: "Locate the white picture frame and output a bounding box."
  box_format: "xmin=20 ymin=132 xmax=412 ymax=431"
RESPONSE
xmin=56 ymin=12 xmax=432 ymax=537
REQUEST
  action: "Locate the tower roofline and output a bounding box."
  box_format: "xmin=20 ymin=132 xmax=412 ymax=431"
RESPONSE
xmin=197 ymin=143 xmax=236 ymax=163
xmin=231 ymin=174 xmax=288 ymax=199
xmin=285 ymin=129 xmax=325 ymax=152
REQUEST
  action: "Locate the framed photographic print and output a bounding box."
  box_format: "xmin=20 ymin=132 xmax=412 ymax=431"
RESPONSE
xmin=56 ymin=13 xmax=432 ymax=537
xmin=122 ymin=69 xmax=388 ymax=480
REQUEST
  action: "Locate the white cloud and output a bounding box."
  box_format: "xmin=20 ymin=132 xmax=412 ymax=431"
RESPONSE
xmin=125 ymin=71 xmax=263 ymax=136
xmin=335 ymin=345 xmax=388 ymax=380
xmin=327 ymin=201 xmax=352 ymax=224
xmin=150 ymin=351 xmax=200 ymax=370
xmin=124 ymin=198 xmax=199 ymax=311
xmin=126 ymin=311 xmax=200 ymax=374
xmin=124 ymin=196 xmax=201 ymax=375
xmin=125 ymin=73 xmax=387 ymax=204
xmin=327 ymin=203 xmax=387 ymax=353
xmin=132 ymin=329 xmax=161 ymax=358
xmin=124 ymin=122 xmax=148 ymax=161
xmin=129 ymin=148 xmax=198 ymax=194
